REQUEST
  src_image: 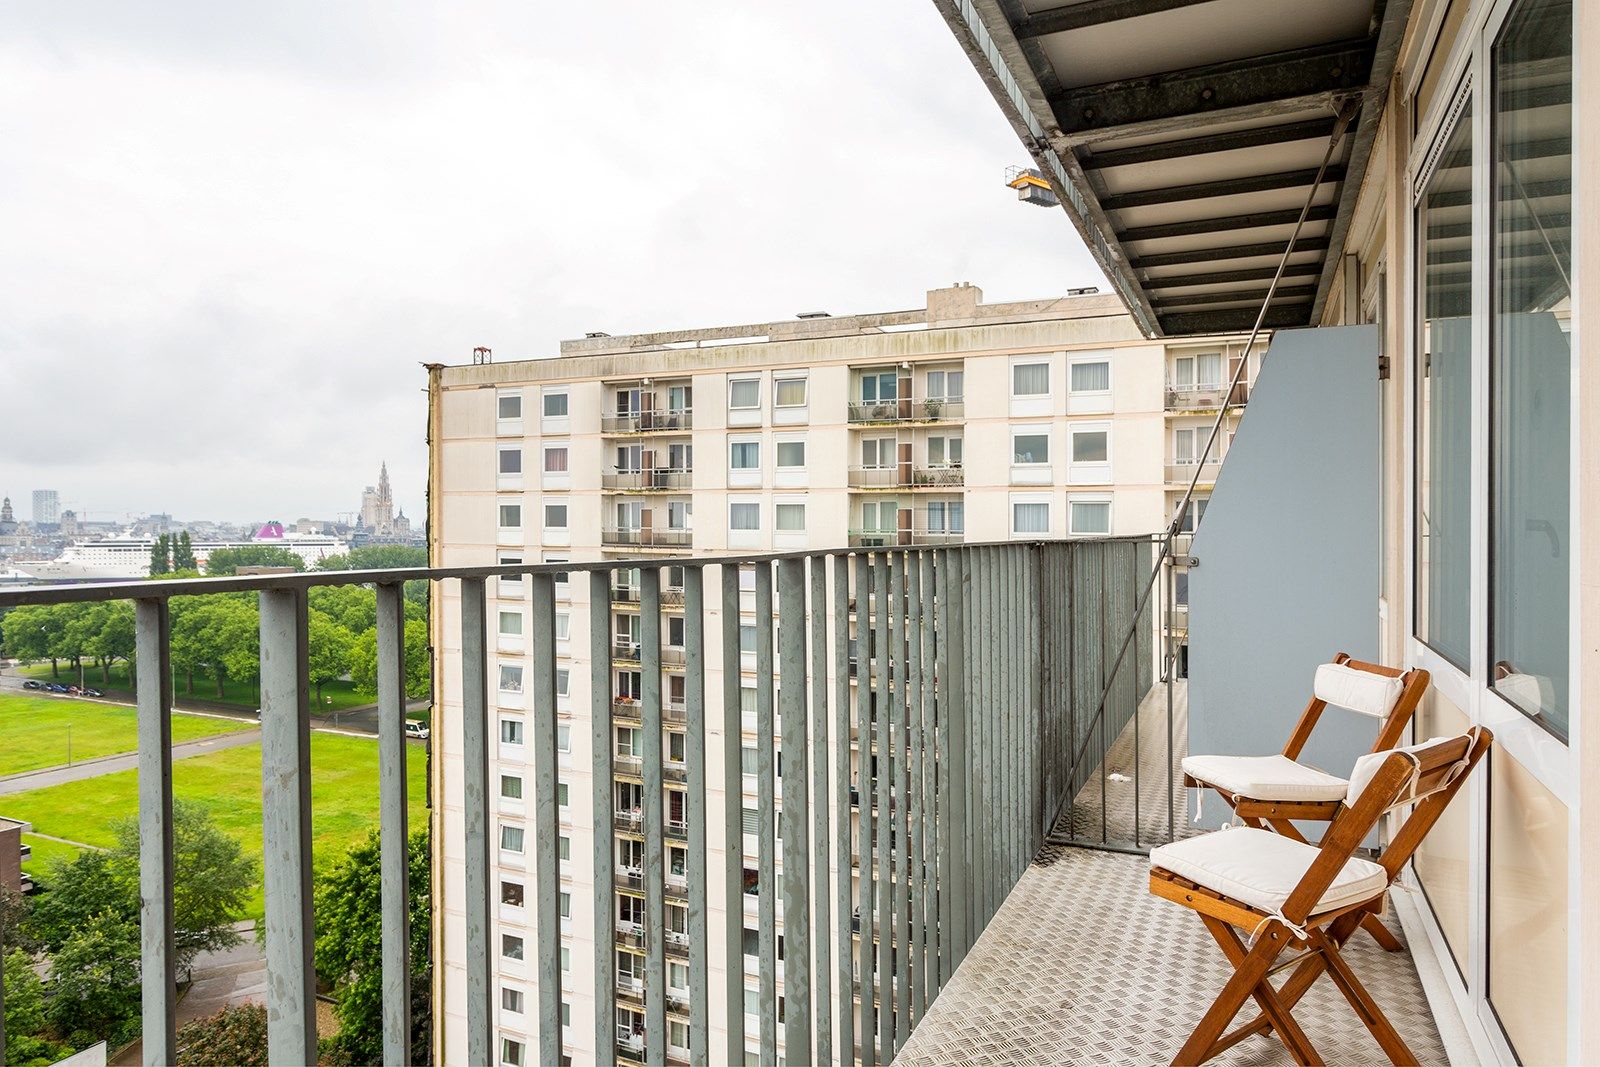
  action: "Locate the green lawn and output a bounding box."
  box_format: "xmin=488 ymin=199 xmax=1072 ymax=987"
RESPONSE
xmin=20 ymin=833 xmax=83 ymax=879
xmin=17 ymin=661 xmax=374 ymax=712
xmin=1 ymin=733 xmax=428 ymax=919
xmin=0 ymin=691 xmax=251 ymax=775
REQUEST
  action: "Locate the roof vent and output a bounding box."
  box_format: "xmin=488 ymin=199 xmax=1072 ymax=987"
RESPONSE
xmin=585 ymin=331 xmax=612 ymax=339
xmin=1067 ymin=286 xmax=1101 ymax=296
xmin=797 ymin=311 xmax=831 ymax=319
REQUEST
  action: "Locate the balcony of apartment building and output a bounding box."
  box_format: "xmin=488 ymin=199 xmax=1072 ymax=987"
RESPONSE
xmin=1166 ymin=423 xmax=1227 ymax=486
xmin=601 ymin=377 xmax=693 ymax=434
xmin=846 ymin=430 xmax=965 ymax=491
xmin=602 ymin=439 xmax=693 ymax=491
xmin=846 ymin=361 xmax=965 ymax=424
xmin=602 ymin=496 xmax=693 ymax=549
xmin=847 ymin=498 xmax=964 ymax=548
xmin=1165 ymin=350 xmax=1252 ymax=413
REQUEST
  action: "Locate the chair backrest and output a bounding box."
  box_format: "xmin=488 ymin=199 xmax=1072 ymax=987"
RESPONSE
xmin=1278 ymin=730 xmax=1491 ymax=926
xmin=1282 ymin=653 xmax=1430 ymax=761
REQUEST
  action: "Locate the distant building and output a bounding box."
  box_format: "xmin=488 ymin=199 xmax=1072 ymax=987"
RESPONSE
xmin=32 ymin=489 xmax=59 ymax=526
xmin=0 ymin=497 xmax=15 ymax=536
xmin=357 ymin=462 xmax=415 ymax=543
xmin=58 ymin=510 xmax=78 ymax=537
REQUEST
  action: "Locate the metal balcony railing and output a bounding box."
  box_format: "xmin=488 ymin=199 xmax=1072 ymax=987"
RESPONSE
xmin=602 ymin=468 xmax=693 ymax=490
xmin=0 ymin=537 xmax=1158 ymax=1067
xmin=602 ymin=408 xmax=694 ymax=434
xmin=846 ymin=464 xmax=964 ymax=489
xmin=602 ymin=527 xmax=693 ymax=548
xmin=1165 ymin=459 xmax=1224 ymax=483
xmin=846 ymin=397 xmax=965 ymax=423
xmin=847 ymin=529 xmax=964 ymax=548
xmin=1165 ymin=382 xmax=1248 ymax=410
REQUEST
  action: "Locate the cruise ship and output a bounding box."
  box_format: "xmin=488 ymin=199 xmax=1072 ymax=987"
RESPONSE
xmin=13 ymin=523 xmax=347 ymax=580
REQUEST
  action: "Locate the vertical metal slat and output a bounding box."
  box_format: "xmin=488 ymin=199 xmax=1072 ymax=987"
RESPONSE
xmin=640 ymin=569 xmax=667 ymax=1066
xmin=530 ymin=573 xmax=563 ymax=1066
xmin=777 ymin=557 xmax=812 ymax=1063
xmin=589 ymin=571 xmax=617 ymax=1066
xmin=259 ymin=587 xmax=318 ymax=1063
xmin=808 ymin=556 xmax=834 ymax=1066
xmin=375 ymin=584 xmax=412 ymax=1066
xmin=854 ymin=551 xmax=875 ymax=1067
xmin=753 ymin=562 xmax=778 ymax=1066
xmin=135 ymin=598 xmax=177 ymax=1067
xmin=873 ymin=553 xmax=892 ymax=1062
xmin=720 ymin=565 xmax=747 ymax=1064
xmin=684 ymin=566 xmax=711 ymax=1066
xmin=833 ymin=555 xmax=855 ymax=1066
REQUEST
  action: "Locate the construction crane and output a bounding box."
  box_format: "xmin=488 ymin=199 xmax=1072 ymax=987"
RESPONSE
xmin=1004 ymin=165 xmax=1060 ymax=207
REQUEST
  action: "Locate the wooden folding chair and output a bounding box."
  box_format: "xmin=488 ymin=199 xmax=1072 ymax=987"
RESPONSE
xmin=1151 ymin=728 xmax=1491 ymax=1066
xmin=1182 ymin=654 xmax=1429 ymax=951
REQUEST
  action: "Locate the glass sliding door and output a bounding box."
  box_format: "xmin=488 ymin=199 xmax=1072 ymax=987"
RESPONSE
xmin=1489 ymin=0 xmax=1572 ymax=740
xmin=1414 ymin=95 xmax=1474 ymax=669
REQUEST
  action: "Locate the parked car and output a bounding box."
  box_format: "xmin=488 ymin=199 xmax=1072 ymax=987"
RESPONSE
xmin=22 ymin=679 xmax=43 ymax=690
xmin=83 ymin=687 xmax=105 ymax=698
xmin=65 ymin=685 xmax=81 ymax=695
xmin=405 ymin=720 xmax=430 ymax=740
xmin=47 ymin=683 xmax=69 ymax=693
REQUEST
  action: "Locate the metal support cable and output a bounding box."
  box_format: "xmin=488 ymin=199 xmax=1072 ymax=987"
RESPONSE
xmin=1065 ymin=102 xmax=1359 ymax=795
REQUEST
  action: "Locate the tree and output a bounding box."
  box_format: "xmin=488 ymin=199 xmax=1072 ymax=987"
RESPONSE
xmin=4 ymin=949 xmax=71 ymax=1067
xmin=171 ymin=531 xmax=198 ymax=572
xmin=317 ymin=545 xmax=427 ymax=572
xmin=308 ymin=585 xmax=378 ymax=635
xmin=46 ymin=911 xmax=142 ymax=1048
xmin=350 ymin=618 xmax=430 ymax=700
xmin=150 ymin=534 xmax=171 ymax=576
xmin=84 ymin=601 xmax=135 ymax=686
xmin=204 ymin=545 xmax=304 ymax=575
xmin=176 ymin=1004 xmax=267 ymax=1067
xmin=171 ymin=597 xmax=257 ymax=699
xmin=307 ymin=610 xmax=355 ymax=707
xmin=314 ymin=828 xmax=431 ymax=1066
xmin=30 ymin=801 xmax=254 ymax=972
xmin=0 ymin=604 xmax=62 ymax=676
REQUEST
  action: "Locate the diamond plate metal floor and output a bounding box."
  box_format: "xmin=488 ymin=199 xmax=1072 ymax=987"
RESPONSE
xmin=902 ymin=680 xmax=1448 ymax=1065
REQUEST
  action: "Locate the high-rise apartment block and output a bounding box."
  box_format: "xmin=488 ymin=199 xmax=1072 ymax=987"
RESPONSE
xmin=426 ymin=284 xmax=1257 ymax=1064
xmin=32 ymin=489 xmax=60 ymax=527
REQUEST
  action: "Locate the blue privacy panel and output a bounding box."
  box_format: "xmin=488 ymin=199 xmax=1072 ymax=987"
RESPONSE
xmin=1187 ymin=324 xmax=1380 ymax=830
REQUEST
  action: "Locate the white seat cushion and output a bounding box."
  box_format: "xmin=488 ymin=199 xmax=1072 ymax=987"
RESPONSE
xmin=1182 ymin=753 xmax=1349 ymax=802
xmin=1151 ymin=827 xmax=1387 ymax=917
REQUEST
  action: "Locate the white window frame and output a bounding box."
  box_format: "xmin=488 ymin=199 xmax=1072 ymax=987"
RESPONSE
xmin=1009 ymin=356 xmax=1053 ymax=417
xmin=1009 ymin=493 xmax=1052 ymax=537
xmin=728 ymin=435 xmax=762 ymax=487
xmin=496 ymin=446 xmax=523 ymax=490
xmin=496 ymin=389 xmax=523 ymax=435
xmin=773 ymin=496 xmax=806 ymax=548
xmin=772 ymin=372 xmax=809 ymax=425
xmin=541 ymin=388 xmax=570 ymax=434
xmin=774 ymin=433 xmax=808 ymax=488
xmin=1067 ymin=494 xmax=1113 ymax=536
xmin=1010 ymin=425 xmax=1053 ymax=485
xmin=541 ymin=443 xmax=571 ymax=489
xmin=728 ymin=375 xmax=762 ymax=427
xmin=1067 ymin=352 xmax=1113 ymax=414
xmin=1068 ymin=421 xmax=1112 ymax=485
xmin=728 ymin=497 xmax=761 ymax=548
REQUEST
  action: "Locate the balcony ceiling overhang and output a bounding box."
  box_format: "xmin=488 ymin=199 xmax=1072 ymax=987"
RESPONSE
xmin=935 ymin=0 xmax=1412 ymax=337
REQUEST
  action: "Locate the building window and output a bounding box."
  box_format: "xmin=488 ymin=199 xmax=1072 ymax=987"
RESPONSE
xmin=498 ymin=504 xmax=521 ymax=529
xmin=498 ymin=448 xmax=522 ymax=475
xmin=1173 ymin=353 xmax=1223 ymax=389
xmin=1071 ymin=428 xmax=1108 ymax=464
xmin=500 ymin=880 xmax=524 ymax=907
xmin=926 ymin=369 xmax=964 ymax=400
xmin=543 ymin=391 xmax=569 ymax=418
xmin=543 ymin=446 xmax=569 ymax=473
xmin=775 ymin=503 xmax=805 ymax=532
xmin=1414 ymin=94 xmax=1474 ymax=671
xmin=557 ymin=781 xmax=569 ymax=808
xmin=498 ymin=611 xmax=523 ymax=637
xmin=1069 ymin=498 xmax=1112 ymax=535
xmin=927 ymin=500 xmax=964 ymax=534
xmin=559 ymin=835 xmax=571 ymax=861
xmin=544 ymin=504 xmax=567 ymax=529
xmin=1012 ymin=499 xmax=1050 ymax=536
xmin=502 ymin=987 xmax=525 ymax=1014
xmin=1012 ymin=431 xmax=1049 ymax=465
xmin=500 ymin=718 xmax=524 ymax=744
xmin=500 ymin=825 xmax=525 ymax=853
xmin=741 ymin=745 xmax=758 ymax=775
xmin=1069 ymin=359 xmax=1110 ymax=393
xmin=928 ymin=436 xmax=962 ymax=466
xmin=500 ymin=774 xmax=523 ymax=800
xmin=774 ymin=376 xmax=808 ymax=407
xmin=501 ymin=1039 xmax=525 ymax=1067
xmin=559 ymin=891 xmax=570 ymax=919
xmin=739 ymin=625 xmax=756 ymax=655
xmin=556 ymin=668 xmax=570 ymax=699
xmin=1012 ymin=362 xmax=1049 ymax=396
xmin=860 ymin=370 xmax=897 ymax=402
xmin=499 ymin=665 xmax=523 ymax=693
xmin=557 ymin=724 xmax=571 ymax=753
xmin=730 ymin=502 xmax=760 ymax=531
xmin=729 ymin=378 xmax=760 ymax=410
xmin=497 ymin=393 xmax=522 ymax=420
xmin=730 ymin=441 xmax=760 ymax=470
xmin=776 ymin=440 xmax=806 ymax=469
xmin=501 ymin=934 xmax=525 ymax=961
xmin=1489 ymin=2 xmax=1571 ymax=738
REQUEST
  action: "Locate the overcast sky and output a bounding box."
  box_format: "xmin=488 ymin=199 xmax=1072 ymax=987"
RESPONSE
xmin=1 ymin=1 xmax=1102 ymax=526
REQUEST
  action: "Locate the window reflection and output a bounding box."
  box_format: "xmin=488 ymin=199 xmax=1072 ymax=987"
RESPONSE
xmin=1490 ymin=0 xmax=1571 ymax=739
xmin=1415 ymin=97 xmax=1474 ymax=669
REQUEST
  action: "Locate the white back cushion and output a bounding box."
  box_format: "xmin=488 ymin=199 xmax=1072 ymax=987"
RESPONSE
xmin=1313 ymin=662 xmax=1404 ymax=719
xmin=1345 ymin=736 xmax=1452 ymax=808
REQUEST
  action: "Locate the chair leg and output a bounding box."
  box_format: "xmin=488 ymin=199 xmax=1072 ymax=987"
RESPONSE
xmin=1199 ymin=917 xmax=1323 ymax=1067
xmin=1213 ymin=909 xmax=1369 ymax=1054
xmin=1310 ymin=929 xmax=1419 ymax=1066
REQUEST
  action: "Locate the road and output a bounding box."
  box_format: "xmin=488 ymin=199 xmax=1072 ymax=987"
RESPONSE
xmin=112 ymin=921 xmax=268 ymax=1065
xmin=0 ymin=728 xmax=263 ymax=794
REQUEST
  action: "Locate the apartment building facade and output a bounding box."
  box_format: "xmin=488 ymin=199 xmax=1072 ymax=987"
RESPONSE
xmin=427 ymin=283 xmax=1257 ymax=1065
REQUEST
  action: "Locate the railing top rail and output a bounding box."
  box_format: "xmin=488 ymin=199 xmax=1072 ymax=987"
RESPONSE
xmin=0 ymin=534 xmax=1162 ymax=607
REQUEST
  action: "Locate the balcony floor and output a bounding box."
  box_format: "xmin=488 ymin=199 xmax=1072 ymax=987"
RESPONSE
xmin=900 ymin=679 xmax=1448 ymax=1066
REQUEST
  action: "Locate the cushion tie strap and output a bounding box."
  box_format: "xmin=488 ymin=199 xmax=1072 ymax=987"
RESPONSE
xmin=1248 ymin=910 xmax=1310 ymax=947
